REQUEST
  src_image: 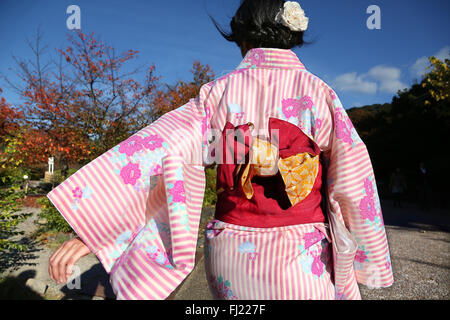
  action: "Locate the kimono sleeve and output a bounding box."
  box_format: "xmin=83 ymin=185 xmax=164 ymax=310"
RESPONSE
xmin=47 ymin=82 xmax=216 ymax=299
xmin=322 ymin=87 xmax=394 ymax=289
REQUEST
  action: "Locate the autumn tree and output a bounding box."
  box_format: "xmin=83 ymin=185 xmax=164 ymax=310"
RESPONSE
xmin=0 ymin=88 xmax=23 ymax=141
xmin=0 ymin=88 xmax=25 ymax=176
xmin=1 ymin=29 xmax=159 ymax=170
xmin=152 ymin=61 xmax=215 ymax=119
xmin=422 ymin=55 xmax=450 ymax=125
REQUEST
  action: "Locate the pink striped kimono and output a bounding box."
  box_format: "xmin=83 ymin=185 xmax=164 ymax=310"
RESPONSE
xmin=47 ymin=48 xmax=394 ymax=300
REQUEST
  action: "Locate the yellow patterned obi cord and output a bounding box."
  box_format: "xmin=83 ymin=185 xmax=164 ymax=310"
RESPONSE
xmin=240 ymin=137 xmax=320 ymax=207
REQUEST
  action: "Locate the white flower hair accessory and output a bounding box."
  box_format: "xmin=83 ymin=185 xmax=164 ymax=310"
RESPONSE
xmin=275 ymin=1 xmax=309 ymax=32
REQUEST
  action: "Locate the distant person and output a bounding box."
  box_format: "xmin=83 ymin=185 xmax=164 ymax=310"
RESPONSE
xmin=389 ymin=167 xmax=407 ymax=208
xmin=417 ymin=162 xmax=432 ymax=211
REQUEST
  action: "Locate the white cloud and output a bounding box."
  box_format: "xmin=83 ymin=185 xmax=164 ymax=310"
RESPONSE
xmin=332 ymin=65 xmax=407 ymax=95
xmin=367 ymin=65 xmax=408 ymax=93
xmin=333 ymin=72 xmax=377 ymax=94
xmin=411 ymin=46 xmax=450 ymax=78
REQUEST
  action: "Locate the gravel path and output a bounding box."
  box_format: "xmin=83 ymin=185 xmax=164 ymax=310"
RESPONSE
xmin=359 ymin=225 xmax=449 ymax=299
xmin=0 ymin=207 xmax=111 ymax=300
xmin=1 ymin=200 xmax=449 ymax=300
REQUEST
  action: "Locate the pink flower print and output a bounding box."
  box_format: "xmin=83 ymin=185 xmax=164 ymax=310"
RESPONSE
xmin=298 ymin=96 xmax=314 ymax=110
xmin=150 ymin=164 xmax=162 ymax=175
xmin=119 ymin=135 xmax=144 ymax=156
xmin=360 ymin=177 xmax=377 ymax=221
xmin=359 ymin=195 xmax=377 ymax=221
xmin=142 ymin=134 xmax=163 ymax=151
xmin=329 ymin=89 xmax=337 ymax=100
xmin=202 ymin=107 xmax=211 ymax=133
xmin=247 ymin=48 xmax=266 ymax=66
xmin=304 ymin=230 xmax=325 ymax=249
xmin=202 ymin=116 xmax=209 ymax=136
xmin=385 ymin=261 xmax=391 ymax=270
xmin=120 ymin=162 xmax=141 ymax=186
xmin=355 ymin=249 xmax=368 ymax=263
xmin=72 ymin=186 xmax=83 ymax=199
xmin=335 ymin=111 xmax=353 ymax=145
xmin=235 ymin=112 xmax=245 ymax=120
xmin=282 ymin=98 xmax=300 ymax=118
xmin=311 ymin=255 xmax=324 ymax=277
xmin=315 ymin=118 xmax=322 ymax=130
xmin=169 ymin=180 xmax=186 ymax=203
xmin=363 ymin=177 xmax=375 ymax=196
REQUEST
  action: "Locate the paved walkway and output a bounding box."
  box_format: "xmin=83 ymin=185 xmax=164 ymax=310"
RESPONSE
xmin=1 ymin=200 xmax=449 ymax=300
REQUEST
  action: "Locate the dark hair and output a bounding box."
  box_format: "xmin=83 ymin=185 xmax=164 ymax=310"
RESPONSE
xmin=209 ymin=0 xmax=306 ymax=49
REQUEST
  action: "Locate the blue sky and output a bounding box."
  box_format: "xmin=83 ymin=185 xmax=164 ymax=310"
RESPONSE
xmin=0 ymin=0 xmax=449 ymax=109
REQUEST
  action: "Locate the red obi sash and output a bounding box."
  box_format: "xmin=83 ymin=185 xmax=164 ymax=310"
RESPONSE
xmin=214 ymin=117 xmax=326 ymax=228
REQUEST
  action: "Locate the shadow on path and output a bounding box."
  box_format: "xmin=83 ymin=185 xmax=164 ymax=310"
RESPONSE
xmin=380 ymin=198 xmax=450 ymax=232
xmin=0 ymin=237 xmax=42 ymax=275
xmin=0 ymin=270 xmax=44 ymax=300
xmin=59 ymin=263 xmax=116 ymax=300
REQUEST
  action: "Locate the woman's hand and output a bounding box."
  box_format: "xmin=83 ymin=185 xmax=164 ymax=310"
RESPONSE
xmin=48 ymin=237 xmax=91 ymax=284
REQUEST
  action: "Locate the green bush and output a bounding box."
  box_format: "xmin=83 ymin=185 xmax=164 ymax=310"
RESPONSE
xmin=66 ymin=168 xmax=78 ymax=179
xmin=203 ymin=167 xmax=217 ymax=207
xmin=0 ymin=185 xmax=31 ymax=251
xmin=0 ymin=166 xmax=30 ymax=187
xmin=36 ymin=197 xmax=73 ymax=234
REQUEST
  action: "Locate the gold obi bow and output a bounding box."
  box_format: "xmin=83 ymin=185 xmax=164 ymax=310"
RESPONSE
xmin=240 ymin=137 xmax=320 ymax=207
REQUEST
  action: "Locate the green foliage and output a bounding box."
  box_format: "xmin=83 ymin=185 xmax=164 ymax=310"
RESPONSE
xmin=66 ymin=168 xmax=78 ymax=178
xmin=36 ymin=197 xmax=73 ymax=234
xmin=423 ymin=56 xmax=450 ymax=105
xmin=0 ymin=185 xmax=31 ymax=251
xmin=0 ymin=165 xmax=30 ymax=187
xmin=203 ymin=167 xmax=217 ymax=207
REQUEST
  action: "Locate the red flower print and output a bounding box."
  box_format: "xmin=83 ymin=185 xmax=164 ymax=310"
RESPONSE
xmin=142 ymin=134 xmax=163 ymax=151
xmin=120 ymin=162 xmax=141 ymax=186
xmin=355 ymin=249 xmax=368 ymax=263
xmin=72 ymin=186 xmax=83 ymax=199
xmin=119 ymin=136 xmax=144 ymax=156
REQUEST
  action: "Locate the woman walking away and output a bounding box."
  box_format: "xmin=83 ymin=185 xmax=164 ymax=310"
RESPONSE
xmin=47 ymin=0 xmax=394 ymax=300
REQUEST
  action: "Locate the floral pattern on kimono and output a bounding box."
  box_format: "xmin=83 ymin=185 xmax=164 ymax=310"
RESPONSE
xmin=237 ymin=48 xmax=266 ymax=70
xmin=354 ymin=245 xmax=370 ymax=271
xmin=108 ymin=229 xmax=139 ymax=261
xmin=145 ymin=245 xmax=174 ymax=270
xmin=360 ymin=176 xmax=384 ymax=232
xmin=298 ymin=228 xmax=332 ymax=278
xmin=276 ymin=95 xmax=324 ymax=141
xmin=238 ymin=241 xmax=259 ymax=261
xmin=329 ymin=93 xmax=363 ymax=148
xmin=70 ymin=185 xmax=93 ymax=211
xmin=209 ymin=275 xmax=238 ymax=300
xmin=109 ymin=132 xmax=168 ymax=192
